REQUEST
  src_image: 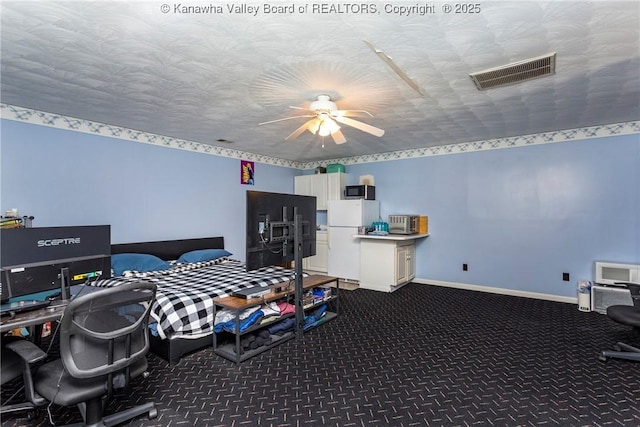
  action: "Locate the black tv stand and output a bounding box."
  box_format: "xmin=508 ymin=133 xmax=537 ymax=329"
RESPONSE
xmin=212 ymin=274 xmax=340 ymax=364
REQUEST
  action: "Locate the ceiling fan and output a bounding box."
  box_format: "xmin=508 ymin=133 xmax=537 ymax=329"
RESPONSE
xmin=259 ymin=95 xmax=385 ymax=145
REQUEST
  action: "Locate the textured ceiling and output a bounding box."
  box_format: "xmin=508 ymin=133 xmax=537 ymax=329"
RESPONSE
xmin=1 ymin=1 xmax=639 ymax=163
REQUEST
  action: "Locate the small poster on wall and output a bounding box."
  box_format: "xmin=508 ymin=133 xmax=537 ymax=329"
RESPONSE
xmin=241 ymin=160 xmax=254 ymax=185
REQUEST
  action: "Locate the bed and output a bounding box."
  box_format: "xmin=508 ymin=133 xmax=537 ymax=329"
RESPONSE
xmin=96 ymin=236 xmax=299 ymax=364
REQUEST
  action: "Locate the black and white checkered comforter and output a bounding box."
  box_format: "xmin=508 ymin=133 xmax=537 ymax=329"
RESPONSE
xmin=92 ymin=258 xmax=299 ymax=339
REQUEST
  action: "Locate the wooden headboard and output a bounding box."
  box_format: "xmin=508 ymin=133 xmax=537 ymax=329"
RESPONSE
xmin=111 ymin=237 xmax=225 ymax=261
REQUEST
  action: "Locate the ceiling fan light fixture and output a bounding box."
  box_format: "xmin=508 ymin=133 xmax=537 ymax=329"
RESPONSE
xmin=318 ymin=127 xmax=331 ymax=137
xmin=318 ymin=117 xmax=340 ymax=136
xmin=262 ymin=94 xmax=384 ymax=144
xmin=307 ymin=117 xmax=321 ymax=134
xmin=309 ymin=94 xmax=337 ymax=112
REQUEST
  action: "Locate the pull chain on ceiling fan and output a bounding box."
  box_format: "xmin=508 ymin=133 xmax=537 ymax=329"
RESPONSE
xmin=259 ymin=95 xmax=384 ymax=145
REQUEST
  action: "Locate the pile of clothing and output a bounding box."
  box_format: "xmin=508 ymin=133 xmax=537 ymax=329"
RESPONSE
xmin=214 ymin=301 xmax=295 ymax=333
xmin=233 ymin=329 xmax=272 ymax=354
xmin=216 ymin=301 xmax=329 ymax=354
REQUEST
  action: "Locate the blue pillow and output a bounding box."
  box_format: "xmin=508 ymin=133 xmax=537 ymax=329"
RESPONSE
xmin=177 ymin=249 xmax=232 ymax=263
xmin=111 ymin=253 xmax=171 ymax=276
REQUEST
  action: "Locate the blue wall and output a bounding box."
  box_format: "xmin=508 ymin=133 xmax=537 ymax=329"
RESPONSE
xmin=345 ymin=134 xmax=640 ymax=298
xmin=0 ymin=120 xmax=297 ymax=259
xmin=2 ymin=118 xmax=639 ymax=299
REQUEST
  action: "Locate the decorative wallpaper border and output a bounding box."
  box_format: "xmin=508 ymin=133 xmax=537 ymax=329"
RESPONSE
xmin=2 ymin=103 xmax=638 ymax=170
xmin=305 ymin=120 xmax=640 ymax=169
xmin=0 ymin=104 xmax=298 ymax=169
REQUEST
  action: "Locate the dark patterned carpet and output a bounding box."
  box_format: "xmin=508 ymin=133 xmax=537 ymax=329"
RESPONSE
xmin=2 ymin=283 xmax=639 ymax=426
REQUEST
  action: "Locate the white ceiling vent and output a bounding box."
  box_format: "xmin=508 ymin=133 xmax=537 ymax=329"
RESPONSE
xmin=470 ymin=53 xmax=556 ymax=90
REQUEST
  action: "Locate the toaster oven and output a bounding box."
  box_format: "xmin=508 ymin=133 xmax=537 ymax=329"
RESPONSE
xmin=388 ymin=215 xmax=419 ymax=234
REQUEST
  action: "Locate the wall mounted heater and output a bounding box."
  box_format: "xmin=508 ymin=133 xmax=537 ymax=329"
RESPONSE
xmin=590 ymin=262 xmax=639 ymax=314
xmin=591 ymin=285 xmax=633 ymax=314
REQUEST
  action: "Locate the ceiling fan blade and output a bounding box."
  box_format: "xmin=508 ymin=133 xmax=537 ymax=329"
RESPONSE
xmin=259 ymin=114 xmax=314 ymax=125
xmin=306 ymin=117 xmax=321 ymax=135
xmin=285 ymin=120 xmax=312 ymax=141
xmin=331 ymin=129 xmax=347 ymax=144
xmin=363 ymin=40 xmax=424 ymax=97
xmin=334 ymin=116 xmax=385 ymax=137
xmin=334 ymin=109 xmax=374 ymax=118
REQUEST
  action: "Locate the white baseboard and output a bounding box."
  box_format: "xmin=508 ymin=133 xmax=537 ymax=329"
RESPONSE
xmin=413 ymin=278 xmax=577 ymax=304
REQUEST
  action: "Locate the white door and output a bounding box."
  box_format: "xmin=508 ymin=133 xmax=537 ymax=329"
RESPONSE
xmin=328 ymin=200 xmax=379 ymax=227
xmin=312 ymin=176 xmax=328 ymax=210
xmin=327 ymin=226 xmax=360 ymax=281
xmin=294 ymin=175 xmax=313 ymax=196
xmin=328 ymin=200 xmax=361 ymax=227
xmin=305 ymin=232 xmax=328 ymax=273
xmin=326 ymin=173 xmax=345 ymax=202
xmin=395 ymin=245 xmax=408 ymax=285
xmin=407 ymin=243 xmax=416 ymax=281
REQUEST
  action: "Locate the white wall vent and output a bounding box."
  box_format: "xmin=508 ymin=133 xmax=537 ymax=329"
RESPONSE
xmin=594 ymin=261 xmax=640 ymax=286
xmin=469 ymin=52 xmax=556 ymax=90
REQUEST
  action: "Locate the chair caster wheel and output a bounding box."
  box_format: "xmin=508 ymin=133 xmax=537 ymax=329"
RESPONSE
xmin=148 ymin=407 xmax=158 ymax=419
xmin=598 ymin=354 xmax=608 ymax=363
xmin=613 ymin=344 xmax=622 ymax=351
xmin=26 ymin=410 xmax=38 ymax=421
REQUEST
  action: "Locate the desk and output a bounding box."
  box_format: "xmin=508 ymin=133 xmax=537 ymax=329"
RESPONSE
xmin=0 ymin=303 xmax=66 ymax=334
xmin=0 ymin=285 xmax=106 ymax=334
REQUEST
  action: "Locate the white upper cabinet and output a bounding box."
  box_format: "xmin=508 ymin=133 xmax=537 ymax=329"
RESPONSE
xmin=326 ymin=173 xmax=345 ymax=205
xmin=295 ymin=173 xmax=346 ymax=210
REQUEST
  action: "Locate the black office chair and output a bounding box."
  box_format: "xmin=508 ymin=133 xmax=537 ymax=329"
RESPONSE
xmin=599 ymin=282 xmax=640 ymax=363
xmin=31 ymin=281 xmax=158 ymax=426
xmin=1 ymin=336 xmax=47 ymax=418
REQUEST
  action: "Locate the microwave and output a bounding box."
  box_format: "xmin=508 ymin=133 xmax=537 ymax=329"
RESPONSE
xmin=344 ymin=185 xmax=375 ymax=200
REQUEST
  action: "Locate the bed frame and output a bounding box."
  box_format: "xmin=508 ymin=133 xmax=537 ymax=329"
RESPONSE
xmin=111 ymin=236 xmax=225 ymax=365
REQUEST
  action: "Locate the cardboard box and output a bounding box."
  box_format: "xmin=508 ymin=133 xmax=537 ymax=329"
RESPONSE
xmin=418 ymin=216 xmax=429 ymax=234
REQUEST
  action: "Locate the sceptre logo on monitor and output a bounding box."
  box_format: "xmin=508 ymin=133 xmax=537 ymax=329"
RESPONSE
xmin=37 ymin=237 xmax=81 ymax=247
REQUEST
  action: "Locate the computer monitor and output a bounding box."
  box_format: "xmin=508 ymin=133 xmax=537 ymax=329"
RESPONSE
xmin=245 ymin=190 xmax=316 ymax=271
xmin=0 ymin=254 xmax=111 ymax=303
xmin=1 ymin=262 xmax=62 ymax=302
xmin=0 ymin=225 xmax=111 ymax=267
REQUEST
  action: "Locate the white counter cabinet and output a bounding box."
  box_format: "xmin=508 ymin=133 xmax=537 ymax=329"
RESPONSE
xmin=356 ymin=234 xmax=428 ymax=292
